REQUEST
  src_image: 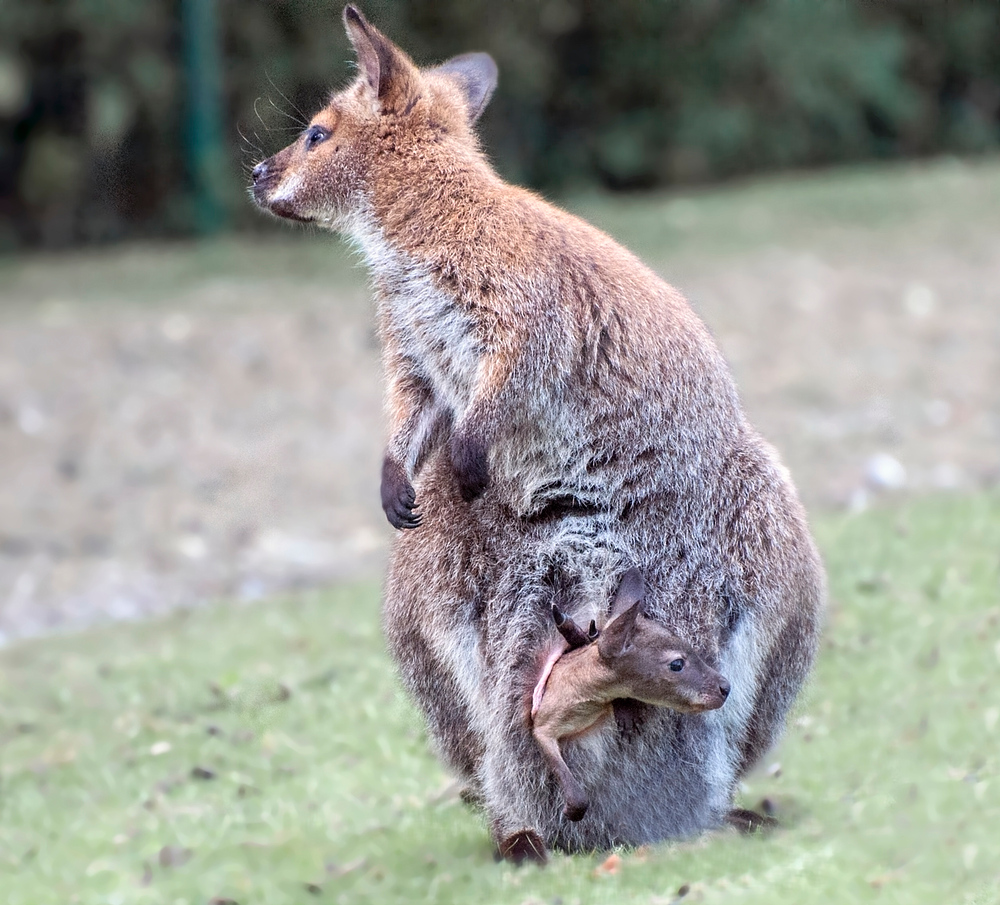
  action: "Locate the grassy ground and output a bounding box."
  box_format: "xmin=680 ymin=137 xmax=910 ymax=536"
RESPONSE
xmin=2 ymin=493 xmax=998 ymax=904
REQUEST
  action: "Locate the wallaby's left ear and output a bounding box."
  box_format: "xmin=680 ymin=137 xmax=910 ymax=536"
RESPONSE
xmin=428 ymin=52 xmax=498 ymax=123
xmin=598 ymin=601 xmax=641 ymax=660
xmin=343 ymin=5 xmax=421 ymax=113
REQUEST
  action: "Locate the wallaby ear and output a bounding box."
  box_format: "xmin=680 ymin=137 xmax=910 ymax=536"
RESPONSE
xmin=598 ymin=602 xmax=641 ymax=660
xmin=610 ymin=567 xmax=645 ymax=618
xmin=427 ymin=52 xmax=498 ymax=123
xmin=343 ymin=5 xmax=420 ymax=112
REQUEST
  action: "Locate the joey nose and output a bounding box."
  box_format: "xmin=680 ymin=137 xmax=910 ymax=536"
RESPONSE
xmin=252 ymin=161 xmax=268 ymax=184
xmin=719 ymin=680 xmax=731 ymax=700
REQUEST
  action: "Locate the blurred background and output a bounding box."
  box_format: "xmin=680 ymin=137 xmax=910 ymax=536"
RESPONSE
xmin=1 ymin=0 xmax=999 ymax=642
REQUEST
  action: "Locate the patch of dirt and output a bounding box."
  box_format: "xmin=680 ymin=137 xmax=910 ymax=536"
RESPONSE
xmin=1 ymin=199 xmax=998 ymax=643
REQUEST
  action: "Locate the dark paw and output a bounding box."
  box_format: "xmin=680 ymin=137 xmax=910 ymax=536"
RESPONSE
xmin=497 ymin=830 xmax=548 ymax=866
xmin=449 ymin=430 xmax=490 ymax=502
xmin=612 ymin=698 xmax=647 ymax=737
xmin=563 ymin=798 xmax=589 ymax=822
xmin=380 ymin=457 xmax=420 ymax=529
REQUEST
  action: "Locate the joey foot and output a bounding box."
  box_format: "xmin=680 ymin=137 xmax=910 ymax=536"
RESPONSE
xmin=612 ymin=698 xmax=647 ymax=737
xmin=449 ymin=430 xmax=490 ymax=502
xmin=563 ymin=796 xmax=589 ymax=822
xmin=380 ymin=457 xmax=420 ymax=529
xmin=496 ymin=829 xmax=548 ymax=865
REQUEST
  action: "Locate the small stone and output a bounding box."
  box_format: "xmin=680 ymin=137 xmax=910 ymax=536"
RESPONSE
xmin=17 ymin=405 xmax=46 ymax=436
xmin=903 ymin=282 xmax=936 ymax=319
xmin=177 ymin=535 xmax=208 ymax=560
xmin=865 ymin=453 xmax=906 ymax=490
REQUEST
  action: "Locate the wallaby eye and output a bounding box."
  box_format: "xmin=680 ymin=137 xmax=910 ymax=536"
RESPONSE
xmin=669 ymin=658 xmax=685 ymax=672
xmin=304 ymin=126 xmax=328 ymax=149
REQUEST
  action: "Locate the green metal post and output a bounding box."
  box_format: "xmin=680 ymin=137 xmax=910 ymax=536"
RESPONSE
xmin=181 ymin=0 xmax=228 ymax=234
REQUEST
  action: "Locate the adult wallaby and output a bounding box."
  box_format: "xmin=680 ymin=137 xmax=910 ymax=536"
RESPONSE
xmin=532 ymin=569 xmax=732 ymax=823
xmin=252 ymin=7 xmax=825 ymax=861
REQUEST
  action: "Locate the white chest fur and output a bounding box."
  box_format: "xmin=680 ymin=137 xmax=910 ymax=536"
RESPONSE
xmin=354 ymin=220 xmax=482 ymax=416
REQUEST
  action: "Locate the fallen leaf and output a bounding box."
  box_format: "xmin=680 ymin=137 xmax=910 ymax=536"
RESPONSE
xmin=594 ymin=853 xmax=621 ymax=876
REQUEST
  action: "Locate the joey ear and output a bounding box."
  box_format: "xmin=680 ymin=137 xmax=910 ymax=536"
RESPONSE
xmin=610 ymin=567 xmax=645 ymax=618
xmin=343 ymin=5 xmax=420 ymax=111
xmin=598 ymin=602 xmax=641 ymax=660
xmin=428 ymin=52 xmax=498 ymax=122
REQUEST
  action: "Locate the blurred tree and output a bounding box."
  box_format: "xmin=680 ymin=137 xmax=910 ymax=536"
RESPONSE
xmin=0 ymin=0 xmax=998 ymax=248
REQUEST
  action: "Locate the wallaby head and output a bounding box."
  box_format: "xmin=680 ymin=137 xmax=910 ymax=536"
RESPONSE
xmin=251 ymin=5 xmax=497 ymax=230
xmin=597 ymin=569 xmax=731 ymax=713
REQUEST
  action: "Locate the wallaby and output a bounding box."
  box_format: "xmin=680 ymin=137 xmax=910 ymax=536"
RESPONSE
xmin=531 ymin=568 xmax=731 ymax=822
xmin=252 ymin=8 xmax=826 ymax=860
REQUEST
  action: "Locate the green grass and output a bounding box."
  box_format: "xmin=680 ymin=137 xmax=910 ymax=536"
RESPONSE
xmin=571 ymin=155 xmax=1000 ymax=264
xmin=2 ymin=494 xmax=998 ymax=904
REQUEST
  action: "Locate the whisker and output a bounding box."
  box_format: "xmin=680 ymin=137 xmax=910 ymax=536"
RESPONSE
xmin=265 ymin=71 xmax=309 ymax=125
xmin=267 ymin=95 xmax=307 ymax=128
xmin=237 ymin=122 xmax=265 ymax=157
xmin=253 ymin=96 xmax=270 ymax=131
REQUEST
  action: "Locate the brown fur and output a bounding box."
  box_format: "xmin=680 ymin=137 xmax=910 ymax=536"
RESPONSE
xmin=252 ymin=7 xmax=826 ymax=860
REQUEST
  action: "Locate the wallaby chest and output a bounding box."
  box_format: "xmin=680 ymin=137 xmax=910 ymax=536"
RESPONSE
xmin=379 ymin=261 xmax=484 ymax=415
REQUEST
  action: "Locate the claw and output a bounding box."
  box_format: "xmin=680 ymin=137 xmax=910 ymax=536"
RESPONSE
xmin=381 ymin=457 xmax=421 ymax=530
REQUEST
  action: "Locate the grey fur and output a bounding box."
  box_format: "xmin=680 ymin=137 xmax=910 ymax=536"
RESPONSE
xmin=384 ymin=428 xmax=825 ymax=854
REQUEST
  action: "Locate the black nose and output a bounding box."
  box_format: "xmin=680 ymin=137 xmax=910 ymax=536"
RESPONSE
xmin=719 ymin=680 xmax=731 ymax=699
xmin=252 ymin=161 xmax=268 ymax=184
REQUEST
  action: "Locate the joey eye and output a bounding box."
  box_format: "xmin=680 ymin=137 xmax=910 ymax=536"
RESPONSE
xmin=304 ymin=126 xmax=328 ymax=149
xmin=669 ymin=658 xmax=685 ymax=672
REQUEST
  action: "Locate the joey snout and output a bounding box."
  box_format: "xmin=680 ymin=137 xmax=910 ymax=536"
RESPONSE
xmin=683 ymin=674 xmax=731 ymax=713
